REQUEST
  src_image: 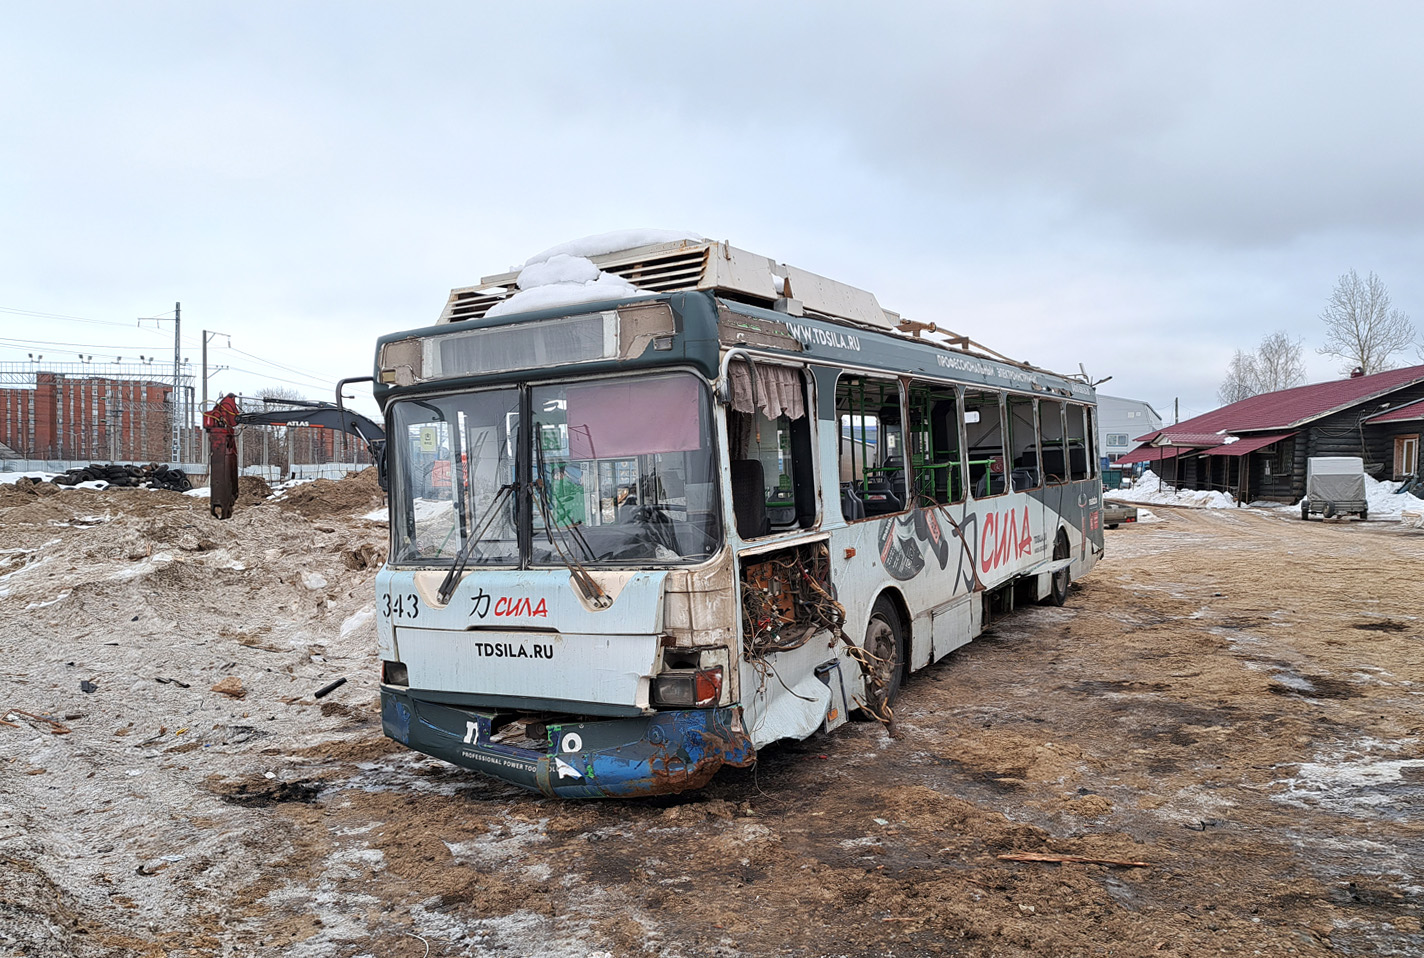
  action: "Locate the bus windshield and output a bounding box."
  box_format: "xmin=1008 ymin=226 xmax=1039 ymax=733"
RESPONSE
xmin=388 ymin=372 xmax=722 ymax=568
xmin=389 ymin=388 xmax=522 ymax=567
xmin=529 ymin=373 xmax=721 ymax=565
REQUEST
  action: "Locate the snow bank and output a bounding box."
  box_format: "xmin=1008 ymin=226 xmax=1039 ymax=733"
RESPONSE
xmin=1107 ymin=471 xmax=1237 ymax=509
xmin=1360 ymin=473 xmax=1423 ymax=520
xmin=0 ymin=471 xmax=57 ymax=485
xmin=1109 ymin=469 xmax=1424 ymax=522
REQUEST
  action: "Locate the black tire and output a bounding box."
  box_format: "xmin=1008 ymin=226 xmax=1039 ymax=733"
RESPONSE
xmin=1300 ymin=501 xmax=1310 ymax=521
xmin=1361 ymin=505 xmax=1368 ymax=520
xmin=1043 ymin=531 xmax=1070 ymax=607
xmin=855 ymin=596 xmax=904 ymax=721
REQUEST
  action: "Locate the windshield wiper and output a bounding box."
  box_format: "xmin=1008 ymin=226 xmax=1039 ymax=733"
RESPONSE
xmin=533 ymin=425 xmax=610 ymax=608
xmin=437 ymin=481 xmax=516 ymax=605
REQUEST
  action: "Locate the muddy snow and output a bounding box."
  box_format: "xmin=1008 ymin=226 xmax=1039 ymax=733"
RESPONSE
xmin=2 ymin=473 xmax=1422 ymax=957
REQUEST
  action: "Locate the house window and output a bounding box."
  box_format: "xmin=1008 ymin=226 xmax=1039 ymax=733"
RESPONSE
xmin=1266 ymin=437 xmax=1293 ymax=478
xmin=1396 ymin=434 xmax=1420 ymax=479
xmin=1106 ymin=433 xmax=1130 ymax=447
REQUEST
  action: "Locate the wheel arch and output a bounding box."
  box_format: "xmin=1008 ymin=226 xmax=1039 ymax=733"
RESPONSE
xmin=869 ymin=585 xmax=913 ymax=681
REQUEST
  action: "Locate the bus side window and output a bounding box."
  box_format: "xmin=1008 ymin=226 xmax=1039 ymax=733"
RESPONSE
xmin=963 ymin=388 xmax=1007 ymax=498
xmin=837 ymin=374 xmax=907 ymax=520
xmin=1007 ymin=395 xmax=1039 ymax=492
xmin=1067 ymin=403 xmax=1092 ymax=481
xmin=728 ymin=362 xmax=815 ymax=538
xmin=907 ymin=381 xmax=965 ymax=505
xmin=1083 ymin=404 xmax=1100 ymax=479
xmin=1038 ymin=398 xmax=1067 ymax=485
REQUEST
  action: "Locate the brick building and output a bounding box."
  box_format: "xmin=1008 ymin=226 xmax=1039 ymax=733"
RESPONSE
xmin=0 ymin=371 xmax=176 ymax=461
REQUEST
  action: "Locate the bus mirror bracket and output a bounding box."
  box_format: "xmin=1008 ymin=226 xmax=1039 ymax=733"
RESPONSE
xmin=715 ymin=348 xmax=760 ymax=413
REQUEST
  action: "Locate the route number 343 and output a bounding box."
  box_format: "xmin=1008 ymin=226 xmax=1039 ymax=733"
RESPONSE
xmin=382 ymin=592 xmax=419 ymax=619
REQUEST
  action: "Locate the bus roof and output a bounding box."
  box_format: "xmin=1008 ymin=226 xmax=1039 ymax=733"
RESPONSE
xmin=436 ymin=238 xmax=1043 ymax=375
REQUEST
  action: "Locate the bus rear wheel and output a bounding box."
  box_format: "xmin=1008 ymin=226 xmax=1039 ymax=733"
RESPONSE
xmin=1043 ymin=532 xmax=1070 ymax=607
xmin=855 ymin=596 xmax=903 ymax=722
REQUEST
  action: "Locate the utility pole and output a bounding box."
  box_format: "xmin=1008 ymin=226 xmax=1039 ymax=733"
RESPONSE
xmin=201 ymin=329 xmax=230 ymax=416
xmin=172 ymin=302 xmax=181 ymax=464
xmin=140 ymin=304 xmax=183 ymax=464
xmin=1174 ymin=397 xmax=1179 ymax=424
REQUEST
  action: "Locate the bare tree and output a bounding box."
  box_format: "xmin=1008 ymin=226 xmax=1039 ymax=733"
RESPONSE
xmin=1254 ymin=330 xmax=1308 ymax=392
xmin=1219 ymin=349 xmax=1260 ymax=405
xmin=1218 ymin=331 xmax=1307 ymax=404
xmin=1318 ymin=269 xmax=1416 ymax=374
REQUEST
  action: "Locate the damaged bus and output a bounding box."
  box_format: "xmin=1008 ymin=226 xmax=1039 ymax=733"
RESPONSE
xmin=372 ymin=238 xmax=1102 ymax=797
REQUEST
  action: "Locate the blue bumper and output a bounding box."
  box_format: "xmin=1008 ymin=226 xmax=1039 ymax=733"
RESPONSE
xmin=380 ymin=688 xmax=755 ymax=798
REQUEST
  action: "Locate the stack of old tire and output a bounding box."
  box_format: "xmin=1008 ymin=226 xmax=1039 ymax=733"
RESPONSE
xmin=52 ymin=463 xmax=192 ymax=492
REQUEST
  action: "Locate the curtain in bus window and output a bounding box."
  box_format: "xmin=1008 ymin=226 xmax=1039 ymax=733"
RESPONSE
xmin=730 ymin=362 xmax=805 ymax=420
xmin=566 ymin=377 xmax=702 ymax=459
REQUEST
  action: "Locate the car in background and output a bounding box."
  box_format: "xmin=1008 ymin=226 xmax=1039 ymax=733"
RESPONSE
xmin=1102 ymin=500 xmax=1139 ymax=529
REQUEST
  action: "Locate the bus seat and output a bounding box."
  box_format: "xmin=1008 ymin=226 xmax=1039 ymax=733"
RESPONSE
xmin=1069 ymin=447 xmax=1088 ymax=479
xmin=1011 ymin=468 xmax=1037 ymax=492
xmin=840 ymin=482 xmax=865 ymax=521
xmin=1040 ymin=448 xmax=1066 ymax=481
xmin=862 ymin=476 xmax=903 ymax=515
xmin=730 ymin=460 xmax=770 ymax=539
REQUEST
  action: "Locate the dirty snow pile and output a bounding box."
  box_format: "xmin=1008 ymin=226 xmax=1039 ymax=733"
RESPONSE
xmin=1109 ymin=468 xmax=1424 ymax=523
xmin=485 ymin=228 xmax=704 ymax=318
xmin=1107 ymin=470 xmax=1237 ymax=509
xmin=1360 ymin=473 xmax=1424 ymax=522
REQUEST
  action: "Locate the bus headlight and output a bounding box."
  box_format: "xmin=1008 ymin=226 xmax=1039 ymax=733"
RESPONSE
xmin=382 ymin=660 xmax=409 ymax=687
xmin=650 ymin=666 xmax=723 ymax=709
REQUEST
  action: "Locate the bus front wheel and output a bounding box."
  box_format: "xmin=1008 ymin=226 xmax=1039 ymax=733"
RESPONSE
xmin=856 ymin=596 xmax=903 ymax=722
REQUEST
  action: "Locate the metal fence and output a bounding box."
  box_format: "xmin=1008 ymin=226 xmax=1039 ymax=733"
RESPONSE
xmin=0 ymin=365 xmax=373 ymax=478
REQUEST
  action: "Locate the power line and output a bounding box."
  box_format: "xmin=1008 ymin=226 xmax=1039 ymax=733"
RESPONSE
xmin=0 ymin=335 xmax=169 ymax=352
xmin=2 ymin=306 xmax=343 ymax=394
xmin=0 ymin=304 xmax=147 ymax=329
xmin=220 ymin=345 xmax=335 ymax=386
xmin=220 ymin=366 xmax=334 ymax=392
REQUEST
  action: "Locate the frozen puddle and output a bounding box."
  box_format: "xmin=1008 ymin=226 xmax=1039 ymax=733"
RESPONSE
xmin=1276 ymin=748 xmax=1424 ymax=818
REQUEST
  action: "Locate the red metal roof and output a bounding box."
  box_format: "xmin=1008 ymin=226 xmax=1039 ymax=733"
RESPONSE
xmin=1198 ymin=432 xmax=1296 ymax=457
xmin=1141 ymin=431 xmax=1231 ymax=447
xmin=1137 ymin=365 xmax=1424 ymax=446
xmin=1365 ymin=398 xmax=1424 ymax=424
xmin=1115 ymin=446 xmax=1184 ymax=466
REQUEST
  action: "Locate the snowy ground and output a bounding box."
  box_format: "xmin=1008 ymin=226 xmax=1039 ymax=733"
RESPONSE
xmin=4 ymin=471 xmax=1424 ymax=956
xmin=1106 ymin=468 xmax=1424 ymax=522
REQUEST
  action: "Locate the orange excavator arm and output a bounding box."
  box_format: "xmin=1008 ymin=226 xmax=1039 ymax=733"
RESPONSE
xmin=202 ymin=394 xmax=386 ymax=520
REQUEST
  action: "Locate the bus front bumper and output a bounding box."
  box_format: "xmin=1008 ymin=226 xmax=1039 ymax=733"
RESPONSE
xmin=380 ymin=687 xmax=755 ymax=798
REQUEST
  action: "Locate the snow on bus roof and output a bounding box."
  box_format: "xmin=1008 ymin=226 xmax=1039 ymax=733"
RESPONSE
xmin=484 ymin=229 xmax=704 ymax=319
xmin=522 ymin=229 xmax=705 ymax=267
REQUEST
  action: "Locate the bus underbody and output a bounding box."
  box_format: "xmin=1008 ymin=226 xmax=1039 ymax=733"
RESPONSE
xmin=380 ymin=691 xmax=753 ymax=798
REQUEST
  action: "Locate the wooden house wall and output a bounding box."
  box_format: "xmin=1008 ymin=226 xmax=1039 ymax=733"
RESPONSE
xmin=1251 ymin=435 xmax=1297 ymax=502
xmin=1370 ymin=420 xmax=1422 ymax=479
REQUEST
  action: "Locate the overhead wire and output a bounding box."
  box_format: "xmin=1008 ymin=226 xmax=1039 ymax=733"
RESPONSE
xmin=0 ymin=307 xmax=340 ymax=393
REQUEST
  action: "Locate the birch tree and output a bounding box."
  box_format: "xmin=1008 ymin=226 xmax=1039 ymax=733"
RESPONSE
xmin=1218 ymin=331 xmax=1307 ymax=404
xmin=1318 ymin=269 xmax=1416 ymax=374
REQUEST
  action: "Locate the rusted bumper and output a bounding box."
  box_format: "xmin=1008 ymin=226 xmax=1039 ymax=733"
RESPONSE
xmin=380 ymin=688 xmax=754 ymax=798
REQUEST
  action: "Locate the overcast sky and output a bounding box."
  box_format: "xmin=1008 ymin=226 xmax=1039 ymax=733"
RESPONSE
xmin=4 ymin=1 xmax=1422 ymax=423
